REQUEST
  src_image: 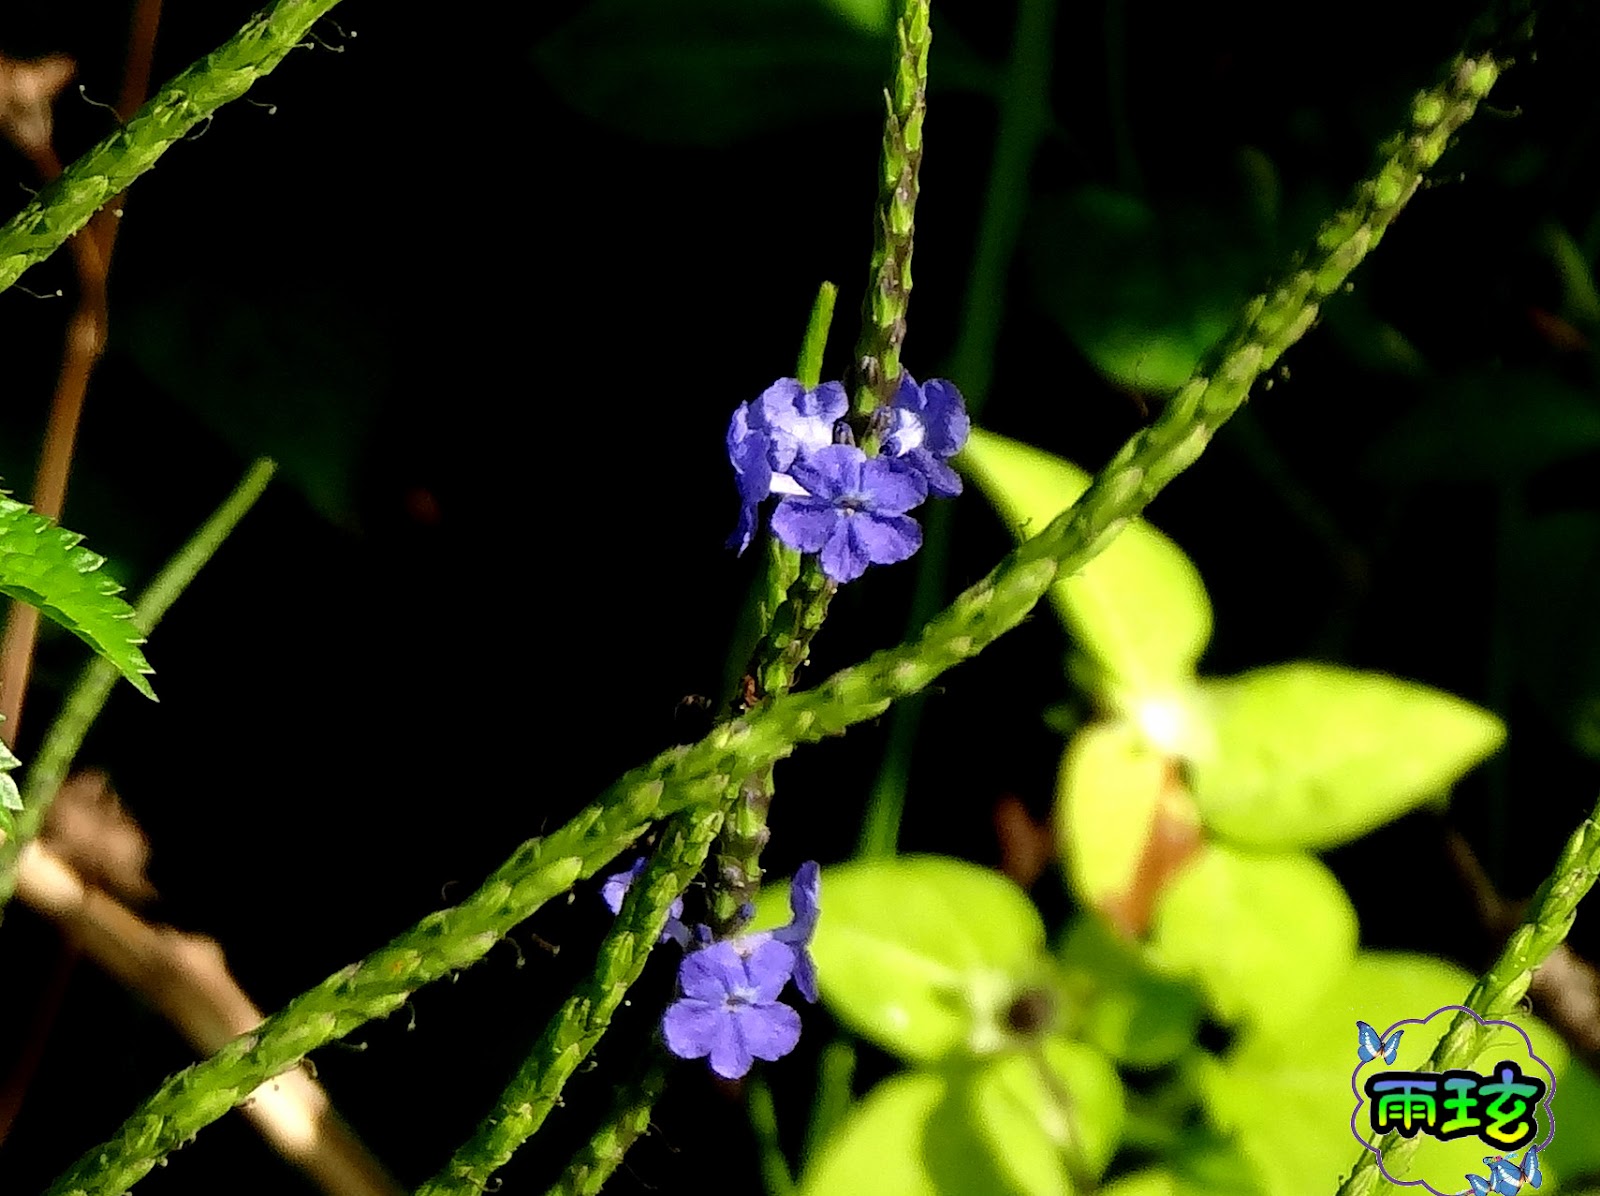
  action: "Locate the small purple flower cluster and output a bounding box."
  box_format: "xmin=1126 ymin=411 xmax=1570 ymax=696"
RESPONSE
xmin=602 ymin=859 xmax=820 ymax=1080
xmin=727 ymin=374 xmax=970 ymax=582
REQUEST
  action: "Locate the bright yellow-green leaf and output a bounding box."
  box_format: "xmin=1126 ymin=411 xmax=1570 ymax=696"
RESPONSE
xmin=1056 ymin=723 xmax=1171 ymax=915
xmin=960 ymin=428 xmax=1212 ymax=709
xmin=804 ymin=856 xmax=1050 ymax=1063
xmin=1149 ymin=843 xmax=1356 ymax=1033
xmin=1189 ymin=663 xmax=1505 ymax=849
xmin=798 ymin=1072 xmax=946 ymax=1196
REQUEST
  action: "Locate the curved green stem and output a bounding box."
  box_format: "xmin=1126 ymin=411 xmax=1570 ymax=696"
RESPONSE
xmin=542 ymin=1061 xmax=667 ymax=1196
xmin=43 ymin=42 xmax=1507 ymax=1196
xmin=413 ymin=804 xmax=728 ymax=1196
xmin=1334 ymin=788 xmax=1600 ymax=1196
xmin=0 ymin=0 xmax=349 ymax=296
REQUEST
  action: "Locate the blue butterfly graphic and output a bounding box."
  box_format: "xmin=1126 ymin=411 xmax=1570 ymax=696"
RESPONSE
xmin=1356 ymin=1019 xmax=1403 ymax=1065
xmin=1468 ymin=1148 xmax=1542 ymax=1196
xmin=1482 ymin=1147 xmax=1541 ymax=1193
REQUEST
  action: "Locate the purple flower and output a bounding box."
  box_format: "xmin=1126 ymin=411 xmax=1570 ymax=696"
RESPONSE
xmin=726 ymin=379 xmax=849 ymax=553
xmin=601 ymin=858 xmax=690 ymax=947
xmin=772 ymin=861 xmax=820 ymax=1003
xmin=770 ymin=444 xmax=927 ymax=583
xmin=662 ymin=938 xmax=803 ymax=1079
xmin=880 ymin=373 xmax=970 ymax=498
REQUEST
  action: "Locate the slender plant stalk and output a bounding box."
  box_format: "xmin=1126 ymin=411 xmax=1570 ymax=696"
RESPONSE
xmin=43 ymin=40 xmax=1507 ymax=1196
xmin=0 ymin=0 xmax=349 ymax=297
xmin=0 ymin=460 xmax=276 ymax=900
xmin=851 ymin=0 xmax=929 ymax=420
xmin=860 ymin=0 xmax=1056 ymax=858
xmin=414 ymin=805 xmax=728 ymax=1196
xmin=542 ymin=1061 xmax=667 ymax=1196
xmin=717 ymin=0 xmax=932 ymax=923
xmin=749 ymin=1075 xmax=799 ymax=1196
xmin=1334 ymin=788 xmax=1600 ymax=1196
xmin=714 ymin=284 xmax=841 ymax=927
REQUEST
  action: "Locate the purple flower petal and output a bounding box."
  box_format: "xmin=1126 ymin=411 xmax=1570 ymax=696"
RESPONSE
xmin=790 ymin=953 xmax=819 ymax=1004
xmin=903 ymin=448 xmax=964 ymax=498
xmin=782 ymin=862 xmax=820 ymax=938
xmin=818 ymin=517 xmax=871 ymax=583
xmin=728 ymin=499 xmax=760 ymax=554
xmin=788 ymin=444 xmax=865 ymax=500
xmin=860 ymin=457 xmax=928 ymax=514
xmin=662 ymin=998 xmax=726 ymax=1061
xmin=677 ymin=942 xmax=741 ymax=1002
xmin=770 ymin=496 xmax=839 ymax=555
xmin=921 ymin=379 xmax=970 ymax=457
xmin=742 ymin=939 xmax=799 ymax=1001
xmin=706 ymin=1015 xmax=758 ymax=1079
xmin=735 ymin=1000 xmax=802 ymax=1065
xmin=601 ymin=859 xmax=648 ymax=916
xmin=852 ymin=512 xmax=922 ymax=567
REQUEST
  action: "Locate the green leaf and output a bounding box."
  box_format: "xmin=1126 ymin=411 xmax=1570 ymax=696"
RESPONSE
xmin=1097 ymin=1132 xmax=1270 ymax=1196
xmin=0 ymin=496 xmax=154 ymax=700
xmin=799 ymin=1048 xmax=1123 ymax=1196
xmin=126 ymin=288 xmax=383 ymax=525
xmin=1189 ymin=663 xmax=1504 ymax=850
xmin=535 ymin=0 xmax=890 ymax=146
xmin=1054 ymin=722 xmax=1204 ymax=932
xmin=804 ymin=856 xmax=1050 ymax=1063
xmin=1057 ymin=912 xmax=1204 ymax=1069
xmin=1506 ymin=512 xmax=1600 ymax=757
xmin=1028 ymin=187 xmax=1267 ymax=393
xmin=798 ymin=1071 xmax=946 ymax=1196
xmin=0 ymin=736 xmax=20 ymax=812
xmin=960 ymin=428 xmax=1213 ymax=709
xmin=1368 ymin=370 xmax=1600 ymax=484
xmin=1149 ymin=843 xmax=1356 ymax=1033
xmin=1195 ymin=952 xmax=1586 ymax=1196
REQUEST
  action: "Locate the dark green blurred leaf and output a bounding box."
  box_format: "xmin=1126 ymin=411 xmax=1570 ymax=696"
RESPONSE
xmin=1369 ymin=370 xmax=1600 ymax=484
xmin=1028 ymin=187 xmax=1267 ymax=393
xmin=535 ymin=0 xmax=891 ymax=145
xmin=1058 ymin=912 xmax=1204 ymax=1069
xmin=1189 ymin=663 xmax=1504 ymax=850
xmin=1507 ymin=513 xmax=1600 ymax=756
xmin=125 ymin=289 xmax=383 ymax=524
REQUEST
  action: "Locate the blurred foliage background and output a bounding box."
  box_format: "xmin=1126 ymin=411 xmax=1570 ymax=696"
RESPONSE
xmin=3 ymin=0 xmax=1600 ymax=1192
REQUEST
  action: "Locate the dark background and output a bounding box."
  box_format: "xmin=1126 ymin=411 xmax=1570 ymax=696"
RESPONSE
xmin=1 ymin=1 xmax=1599 ymax=1192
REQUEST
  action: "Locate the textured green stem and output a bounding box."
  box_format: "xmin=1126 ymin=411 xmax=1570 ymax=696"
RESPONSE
xmin=414 ymin=806 xmax=727 ymax=1196
xmin=0 ymin=0 xmax=348 ymax=296
xmin=861 ymin=0 xmax=1056 ymax=857
xmin=1334 ymin=788 xmax=1600 ymax=1196
xmin=542 ymin=1062 xmax=667 ymax=1196
xmin=717 ymin=284 xmax=840 ymax=925
xmin=851 ymin=0 xmax=929 ymax=420
xmin=44 ymin=43 xmax=1505 ymax=1196
xmin=752 ymin=282 xmax=838 ymax=654
xmin=0 ymin=460 xmax=276 ymax=910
